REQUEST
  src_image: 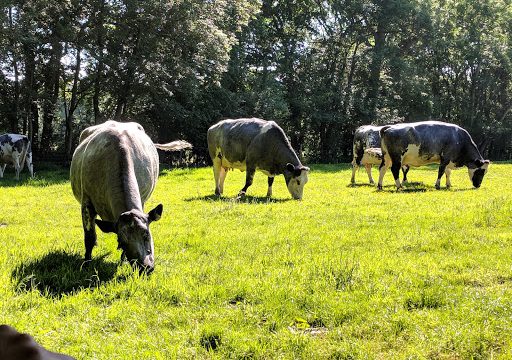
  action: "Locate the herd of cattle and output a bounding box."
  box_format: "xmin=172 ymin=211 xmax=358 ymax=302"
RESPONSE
xmin=1 ymin=118 xmax=490 ymax=274
xmin=0 ymin=118 xmax=490 ymax=358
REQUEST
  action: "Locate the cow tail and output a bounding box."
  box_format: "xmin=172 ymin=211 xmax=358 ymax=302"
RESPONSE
xmin=154 ymin=140 xmax=193 ymax=151
xmin=379 ymin=125 xmax=391 ymax=138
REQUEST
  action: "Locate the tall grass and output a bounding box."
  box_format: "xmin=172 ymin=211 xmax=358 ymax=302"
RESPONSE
xmin=0 ymin=162 xmax=511 ymax=359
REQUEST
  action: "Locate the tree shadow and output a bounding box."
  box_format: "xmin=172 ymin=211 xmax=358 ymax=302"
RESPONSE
xmin=184 ymin=194 xmax=291 ymax=204
xmin=11 ymin=250 xmax=120 ymax=298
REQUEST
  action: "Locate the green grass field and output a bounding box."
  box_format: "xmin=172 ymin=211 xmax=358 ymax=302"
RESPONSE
xmin=0 ymin=162 xmax=511 ymax=359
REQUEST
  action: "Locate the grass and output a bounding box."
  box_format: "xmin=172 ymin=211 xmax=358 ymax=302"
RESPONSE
xmin=0 ymin=162 xmax=511 ymax=359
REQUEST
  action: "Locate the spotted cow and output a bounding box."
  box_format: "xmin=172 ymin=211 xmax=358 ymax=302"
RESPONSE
xmin=0 ymin=134 xmax=34 ymax=180
xmin=378 ymin=121 xmax=490 ymax=190
xmin=351 ymin=125 xmax=408 ymax=184
xmin=70 ymin=120 xmax=192 ymax=273
xmin=207 ymin=118 xmax=310 ymax=199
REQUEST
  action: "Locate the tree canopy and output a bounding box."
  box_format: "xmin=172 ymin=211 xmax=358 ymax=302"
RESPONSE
xmin=1 ymin=0 xmax=511 ymax=162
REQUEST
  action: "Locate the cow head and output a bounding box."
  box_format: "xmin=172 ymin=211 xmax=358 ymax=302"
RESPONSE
xmin=285 ymin=163 xmax=310 ymax=200
xmin=468 ymin=159 xmax=490 ymax=188
xmin=96 ymin=204 xmax=163 ymax=273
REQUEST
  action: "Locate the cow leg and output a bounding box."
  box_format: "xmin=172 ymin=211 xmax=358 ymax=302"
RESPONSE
xmin=365 ymin=164 xmax=374 ymax=184
xmin=25 ymin=151 xmax=34 ymax=178
xmin=445 ymin=168 xmax=452 ymax=188
xmin=0 ymin=164 xmax=5 ymax=178
xmin=402 ymin=165 xmax=410 ymax=183
xmin=435 ymin=162 xmax=448 ymax=189
xmin=239 ymin=167 xmax=255 ymax=197
xmin=350 ymin=160 xmax=358 ymax=184
xmin=213 ymin=157 xmax=222 ymax=195
xmin=390 ymin=162 xmax=402 ymax=190
xmin=218 ymin=167 xmax=228 ymax=195
xmin=267 ymin=176 xmax=275 ymax=197
xmin=377 ymin=158 xmax=390 ymax=190
xmin=81 ymin=201 xmax=97 ymax=262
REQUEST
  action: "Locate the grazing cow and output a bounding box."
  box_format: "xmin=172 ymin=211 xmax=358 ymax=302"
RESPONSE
xmin=70 ymin=120 xmax=192 ymax=272
xmin=207 ymin=118 xmax=310 ymax=199
xmin=0 ymin=133 xmax=34 ymax=180
xmin=0 ymin=325 xmax=75 ymax=360
xmin=378 ymin=120 xmax=490 ymax=190
xmin=351 ymin=125 xmax=409 ymax=184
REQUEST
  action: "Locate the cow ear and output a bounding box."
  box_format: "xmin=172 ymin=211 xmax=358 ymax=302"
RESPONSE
xmin=96 ymin=219 xmax=117 ymax=233
xmin=286 ymin=163 xmax=295 ymax=173
xmin=148 ymin=204 xmax=163 ymax=223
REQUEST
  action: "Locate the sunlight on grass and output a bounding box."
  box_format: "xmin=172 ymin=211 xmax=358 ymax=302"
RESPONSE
xmin=0 ymin=163 xmax=511 ymax=359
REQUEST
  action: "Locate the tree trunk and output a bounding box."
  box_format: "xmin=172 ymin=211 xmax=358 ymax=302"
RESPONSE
xmin=365 ymin=20 xmax=386 ymax=122
xmin=22 ymin=42 xmax=38 ymax=152
xmin=9 ymin=7 xmax=20 ymax=133
xmin=40 ymin=38 xmax=62 ymax=153
xmin=65 ymin=47 xmax=82 ymax=159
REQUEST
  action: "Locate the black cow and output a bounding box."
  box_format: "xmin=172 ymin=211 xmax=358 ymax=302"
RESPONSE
xmin=351 ymin=125 xmax=409 ymax=184
xmin=207 ymin=118 xmax=310 ymax=199
xmin=0 ymin=325 xmax=75 ymax=360
xmin=378 ymin=121 xmax=490 ymax=190
xmin=70 ymin=120 xmax=192 ymax=272
xmin=0 ymin=133 xmax=34 ymax=180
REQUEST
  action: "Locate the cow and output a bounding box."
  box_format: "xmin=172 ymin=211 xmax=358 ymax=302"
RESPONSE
xmin=377 ymin=120 xmax=490 ymax=190
xmin=351 ymin=125 xmax=409 ymax=184
xmin=0 ymin=325 xmax=75 ymax=360
xmin=0 ymin=133 xmax=34 ymax=180
xmin=207 ymin=118 xmax=310 ymax=200
xmin=70 ymin=120 xmax=192 ymax=273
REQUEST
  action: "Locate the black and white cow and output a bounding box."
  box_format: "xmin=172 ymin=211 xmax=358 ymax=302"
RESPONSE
xmin=351 ymin=125 xmax=409 ymax=184
xmin=378 ymin=120 xmax=490 ymax=190
xmin=0 ymin=133 xmax=34 ymax=180
xmin=70 ymin=120 xmax=192 ymax=273
xmin=207 ymin=118 xmax=310 ymax=199
xmin=0 ymin=325 xmax=75 ymax=360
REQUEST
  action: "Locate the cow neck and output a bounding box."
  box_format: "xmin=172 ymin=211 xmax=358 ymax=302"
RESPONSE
xmin=276 ymin=140 xmax=302 ymax=169
xmin=112 ymin=146 xmax=143 ymax=216
xmin=462 ymin=133 xmax=484 ymax=165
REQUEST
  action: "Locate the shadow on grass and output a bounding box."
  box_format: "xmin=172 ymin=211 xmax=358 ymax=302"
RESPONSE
xmin=11 ymin=250 xmax=119 ymax=298
xmin=347 ymin=183 xmax=376 ymax=188
xmin=376 ymin=182 xmax=475 ymax=193
xmin=184 ymin=194 xmax=291 ymax=204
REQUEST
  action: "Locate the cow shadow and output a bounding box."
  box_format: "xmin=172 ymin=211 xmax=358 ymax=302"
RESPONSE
xmin=184 ymin=194 xmax=291 ymax=204
xmin=347 ymin=183 xmax=376 ymax=188
xmin=11 ymin=250 xmax=119 ymax=298
xmin=376 ymin=182 xmax=474 ymax=193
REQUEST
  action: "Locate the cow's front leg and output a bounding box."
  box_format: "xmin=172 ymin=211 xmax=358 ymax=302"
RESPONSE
xmin=0 ymin=164 xmax=5 ymax=178
xmin=435 ymin=163 xmax=448 ymax=190
xmin=390 ymin=162 xmax=403 ymax=190
xmin=402 ymin=165 xmax=410 ymax=183
xmin=445 ymin=168 xmax=452 ymax=188
xmin=238 ymin=167 xmax=255 ymax=198
xmin=364 ymin=164 xmax=374 ymax=184
xmin=81 ymin=201 xmax=97 ymax=262
xmin=267 ymin=176 xmax=274 ymax=197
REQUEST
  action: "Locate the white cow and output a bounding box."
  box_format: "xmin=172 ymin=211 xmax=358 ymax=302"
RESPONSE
xmin=0 ymin=134 xmax=34 ymax=180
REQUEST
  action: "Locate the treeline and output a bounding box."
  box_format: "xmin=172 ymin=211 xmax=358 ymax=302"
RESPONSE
xmin=1 ymin=0 xmax=511 ymax=163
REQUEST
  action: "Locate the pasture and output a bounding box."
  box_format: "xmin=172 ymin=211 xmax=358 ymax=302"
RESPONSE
xmin=0 ymin=163 xmax=511 ymax=359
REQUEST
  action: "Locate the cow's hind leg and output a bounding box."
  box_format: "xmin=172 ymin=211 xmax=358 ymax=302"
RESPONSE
xmin=81 ymin=201 xmax=97 ymax=262
xmin=365 ymin=164 xmax=374 ymax=184
xmin=350 ymin=159 xmax=358 ymax=184
xmin=218 ymin=167 xmax=228 ymax=195
xmin=239 ymin=167 xmax=256 ymax=198
xmin=390 ymin=161 xmax=403 ymax=190
xmin=435 ymin=160 xmax=449 ymax=190
xmin=267 ymin=177 xmax=274 ymax=197
xmin=213 ymin=157 xmax=222 ymax=195
xmin=377 ymin=157 xmax=390 ymax=190
xmin=0 ymin=164 xmax=5 ymax=178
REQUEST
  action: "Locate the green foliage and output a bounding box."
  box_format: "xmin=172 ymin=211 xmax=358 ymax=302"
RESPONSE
xmin=0 ymin=163 xmax=511 ymax=358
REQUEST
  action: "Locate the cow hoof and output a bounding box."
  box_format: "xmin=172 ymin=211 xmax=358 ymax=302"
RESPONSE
xmin=369 ymin=181 xmax=375 ymax=185
xmin=236 ymin=191 xmax=246 ymax=200
xmin=377 ymin=185 xmax=383 ymax=191
xmin=435 ymin=184 xmax=440 ymax=190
